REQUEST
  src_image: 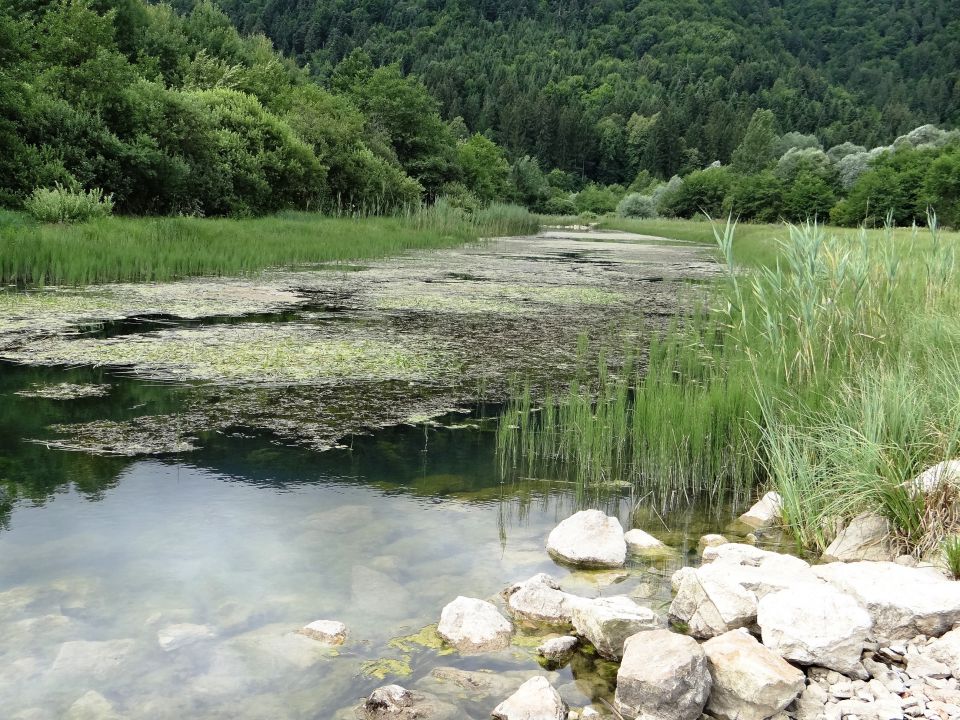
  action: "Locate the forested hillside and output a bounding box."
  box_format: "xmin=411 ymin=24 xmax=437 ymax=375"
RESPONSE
xmin=0 ymin=0 xmax=504 ymax=215
xmin=214 ymin=0 xmax=960 ymax=183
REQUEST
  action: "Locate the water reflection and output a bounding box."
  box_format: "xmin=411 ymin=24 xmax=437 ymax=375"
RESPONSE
xmin=0 ymin=364 xmax=735 ymax=719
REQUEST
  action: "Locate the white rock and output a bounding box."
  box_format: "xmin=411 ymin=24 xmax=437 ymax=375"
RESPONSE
xmin=702 ymin=629 xmax=806 ymax=720
xmin=795 ymin=682 xmax=830 ymax=720
xmin=437 ymin=596 xmax=513 ymax=652
xmin=924 ymin=629 xmax=960 ymax=678
xmin=624 ymin=528 xmax=667 ymax=553
xmin=66 ymin=691 xmax=120 ymax=720
xmin=536 ymin=636 xmax=579 ymax=663
xmin=911 ymin=461 xmax=960 ymax=495
xmin=615 ymin=629 xmax=712 ymax=720
xmin=823 ymin=512 xmax=896 ymax=562
xmin=758 ymin=585 xmax=873 ymax=674
xmin=737 ymin=491 xmax=783 ymax=529
xmin=297 ymin=619 xmax=347 ymax=645
xmin=491 ymin=676 xmax=567 ymax=720
xmin=361 ymin=685 xmax=458 ymax=719
xmin=699 ymin=534 xmax=729 ymax=553
xmin=571 ymin=596 xmax=660 ymax=660
xmin=502 ymin=574 xmax=588 ymax=625
xmin=669 ymin=563 xmax=759 ymax=639
xmin=157 ymin=623 xmax=216 ymax=652
xmin=51 ymin=640 xmax=135 ymax=679
xmin=546 ymin=510 xmax=626 ymax=568
xmin=814 ymin=562 xmax=960 ymax=643
xmin=907 ymin=654 xmax=951 ymax=680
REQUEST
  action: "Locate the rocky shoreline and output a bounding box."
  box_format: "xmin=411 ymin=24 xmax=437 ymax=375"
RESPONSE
xmin=326 ymin=473 xmax=960 ymax=720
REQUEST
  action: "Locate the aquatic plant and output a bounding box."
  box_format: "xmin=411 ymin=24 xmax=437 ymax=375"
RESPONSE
xmin=500 ymin=214 xmax=960 ymax=552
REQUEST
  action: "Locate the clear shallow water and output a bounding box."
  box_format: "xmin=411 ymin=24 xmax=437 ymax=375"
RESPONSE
xmin=0 ymin=362 xmax=733 ymax=719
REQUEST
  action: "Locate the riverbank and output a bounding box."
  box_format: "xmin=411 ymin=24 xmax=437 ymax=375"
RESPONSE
xmin=0 ymin=204 xmax=538 ymax=286
xmin=500 ymin=217 xmax=960 ymax=562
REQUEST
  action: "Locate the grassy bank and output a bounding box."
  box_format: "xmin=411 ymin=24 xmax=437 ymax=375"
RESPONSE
xmin=499 ymin=216 xmax=960 ymax=559
xmin=0 ymin=203 xmax=538 ymax=286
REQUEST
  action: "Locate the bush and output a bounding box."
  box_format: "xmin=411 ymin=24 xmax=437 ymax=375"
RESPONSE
xmin=660 ymin=167 xmax=732 ymax=218
xmin=25 ymin=183 xmax=114 ymax=223
xmin=616 ymin=193 xmax=657 ymax=218
xmin=573 ymin=183 xmax=620 ymax=214
xmin=724 ymin=172 xmax=784 ymax=222
xmin=541 ymin=196 xmax=576 ymax=215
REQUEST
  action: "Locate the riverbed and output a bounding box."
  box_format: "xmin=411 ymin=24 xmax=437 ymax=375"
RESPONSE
xmin=0 ymin=230 xmax=739 ymax=718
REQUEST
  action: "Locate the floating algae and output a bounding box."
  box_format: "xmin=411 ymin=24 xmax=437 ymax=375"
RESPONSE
xmin=2 ymin=324 xmax=450 ymax=385
xmin=14 ymin=383 xmax=110 ymax=400
xmin=359 ymin=657 xmax=413 ymax=680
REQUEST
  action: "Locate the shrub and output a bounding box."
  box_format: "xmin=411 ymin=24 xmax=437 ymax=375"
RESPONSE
xmin=616 ymin=193 xmax=657 ymax=218
xmin=660 ymin=167 xmax=732 ymax=218
xmin=541 ymin=196 xmax=577 ymax=215
xmin=944 ymin=535 xmax=960 ymax=580
xmin=573 ymin=183 xmax=620 ymax=214
xmin=25 ymin=183 xmax=114 ymax=223
xmin=724 ymin=172 xmax=784 ymax=222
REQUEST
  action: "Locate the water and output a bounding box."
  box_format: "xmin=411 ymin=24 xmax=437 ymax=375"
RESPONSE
xmin=0 ymin=233 xmax=737 ymax=718
xmin=0 ymin=361 xmax=733 ymax=719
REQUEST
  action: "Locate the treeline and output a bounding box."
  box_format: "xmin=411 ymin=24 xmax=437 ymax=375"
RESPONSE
xmin=591 ymin=114 xmax=960 ymax=228
xmin=0 ymin=0 xmax=526 ymax=216
xmin=215 ymin=0 xmax=960 ymax=185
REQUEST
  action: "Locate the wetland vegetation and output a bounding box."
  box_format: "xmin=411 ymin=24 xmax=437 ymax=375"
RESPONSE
xmin=2 ymin=0 xmax=960 ymax=717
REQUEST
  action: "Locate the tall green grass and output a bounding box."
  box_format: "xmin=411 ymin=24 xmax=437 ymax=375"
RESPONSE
xmin=0 ymin=202 xmax=538 ymax=286
xmin=499 ymin=214 xmax=960 ymax=554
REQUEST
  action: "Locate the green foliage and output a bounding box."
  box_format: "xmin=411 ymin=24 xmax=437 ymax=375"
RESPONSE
xmin=782 ymin=172 xmax=836 ymax=222
xmin=0 ymin=205 xmax=538 ymax=285
xmin=724 ymin=172 xmax=784 ymax=222
xmin=661 ymin=167 xmax=732 ymax=218
xmin=923 ymin=148 xmax=960 ymax=229
xmin=25 ymin=183 xmax=114 ymax=223
xmin=944 ymin=536 xmax=960 ymax=580
xmin=457 ymin=134 xmax=510 ymax=203
xmin=616 ymin=193 xmax=657 ymax=219
xmin=573 ymin=184 xmax=621 ymax=215
xmin=220 ymin=0 xmax=960 ymax=184
xmin=732 ymin=110 xmax=778 ymax=174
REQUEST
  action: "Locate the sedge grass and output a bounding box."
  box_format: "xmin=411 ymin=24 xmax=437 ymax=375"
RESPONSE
xmin=500 ymin=213 xmax=960 ymax=552
xmin=0 ymin=202 xmax=538 ymax=286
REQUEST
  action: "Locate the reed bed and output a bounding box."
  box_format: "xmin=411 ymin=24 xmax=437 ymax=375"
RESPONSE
xmin=499 ymin=215 xmax=960 ymax=555
xmin=0 ymin=202 xmax=538 ymax=286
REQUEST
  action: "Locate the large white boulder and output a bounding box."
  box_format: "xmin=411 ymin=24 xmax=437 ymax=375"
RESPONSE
xmin=758 ymin=585 xmax=873 ymax=674
xmin=571 ymin=596 xmax=661 ymax=660
xmin=491 ymin=676 xmax=567 ymax=720
xmin=671 ymin=544 xmax=822 ymax=639
xmin=437 ymin=596 xmax=513 ymax=652
xmin=546 ymin=510 xmax=626 ymax=568
xmin=702 ymin=629 xmax=806 ymax=720
xmin=669 ymin=564 xmax=758 ymax=639
xmin=737 ymin=491 xmax=783 ymax=529
xmin=615 ymin=629 xmax=712 ymax=720
xmin=822 ymin=512 xmax=895 ymax=562
xmin=814 ymin=561 xmax=960 ymax=642
xmin=911 ymin=460 xmax=960 ymax=494
xmin=501 ymin=574 xmax=588 ymax=625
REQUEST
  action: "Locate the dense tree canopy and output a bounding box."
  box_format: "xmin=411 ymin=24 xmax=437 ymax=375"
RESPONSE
xmin=214 ymin=0 xmax=960 ymax=184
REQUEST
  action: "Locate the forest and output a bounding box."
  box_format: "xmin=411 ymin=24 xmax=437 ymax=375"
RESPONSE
xmin=1 ymin=0 xmax=959 ymax=226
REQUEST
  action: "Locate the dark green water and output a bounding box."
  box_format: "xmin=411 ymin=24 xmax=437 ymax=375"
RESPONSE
xmin=0 ymin=362 xmax=726 ymax=719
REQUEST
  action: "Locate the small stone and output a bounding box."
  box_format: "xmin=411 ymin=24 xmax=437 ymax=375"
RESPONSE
xmin=547 ymin=510 xmax=627 ymax=568
xmin=698 ymin=534 xmax=729 ymax=553
xmin=502 ymin=574 xmax=588 ymax=625
xmin=297 ymin=619 xmax=347 ymax=645
xmin=492 ymin=676 xmax=567 ymax=720
xmin=822 ymin=512 xmax=896 ymax=563
xmin=908 ymin=655 xmax=952 ymax=680
xmin=537 ymin=636 xmax=579 ymax=663
xmin=737 ymin=491 xmax=783 ymax=529
xmin=624 ymin=528 xmax=667 ymax=553
xmin=157 ymin=623 xmax=217 ymax=651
